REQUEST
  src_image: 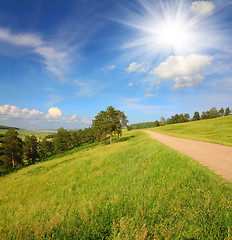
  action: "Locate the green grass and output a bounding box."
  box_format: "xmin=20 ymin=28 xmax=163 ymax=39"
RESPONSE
xmin=148 ymin=115 xmax=232 ymax=147
xmin=0 ymin=131 xmax=232 ymax=239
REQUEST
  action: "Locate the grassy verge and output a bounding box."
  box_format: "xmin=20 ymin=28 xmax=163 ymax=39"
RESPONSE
xmin=148 ymin=115 xmax=232 ymax=147
xmin=0 ymin=131 xmax=231 ymax=239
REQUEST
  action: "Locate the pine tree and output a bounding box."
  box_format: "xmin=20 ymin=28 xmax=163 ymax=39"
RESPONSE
xmin=24 ymin=135 xmax=39 ymax=164
xmin=2 ymin=128 xmax=23 ymax=168
xmin=54 ymin=127 xmax=72 ymax=153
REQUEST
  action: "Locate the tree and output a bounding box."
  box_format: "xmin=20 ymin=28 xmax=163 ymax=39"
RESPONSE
xmin=2 ymin=128 xmax=23 ymax=168
xmin=208 ymin=107 xmax=219 ymax=118
xmin=92 ymin=106 xmax=127 ymax=144
xmin=184 ymin=113 xmax=190 ymax=122
xmin=54 ymin=127 xmax=72 ymax=153
xmin=201 ymin=111 xmax=207 ymax=120
xmin=154 ymin=120 xmax=160 ymax=127
xmin=219 ymin=108 xmax=224 ymax=117
xmin=225 ymin=107 xmax=231 ymax=116
xmin=192 ymin=111 xmax=200 ymax=121
xmin=105 ymin=106 xmax=121 ymax=144
xmin=92 ymin=110 xmax=109 ymax=142
xmin=24 ymin=135 xmax=39 ymax=164
xmin=39 ymin=138 xmax=54 ymax=159
xmin=160 ymin=117 xmax=166 ymax=126
xmin=115 ymin=110 xmax=128 ymax=142
xmin=40 ymin=138 xmax=54 ymax=159
xmin=0 ymin=134 xmax=4 ymax=168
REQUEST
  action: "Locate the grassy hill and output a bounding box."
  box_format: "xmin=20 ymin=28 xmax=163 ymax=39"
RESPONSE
xmin=0 ymin=125 xmax=20 ymax=130
xmin=149 ymin=115 xmax=232 ymax=147
xmin=0 ymin=130 xmax=231 ymax=239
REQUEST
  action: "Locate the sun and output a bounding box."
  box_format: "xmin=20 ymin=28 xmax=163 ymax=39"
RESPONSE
xmin=158 ymin=21 xmax=189 ymax=49
xmin=118 ymin=1 xmax=202 ymax=56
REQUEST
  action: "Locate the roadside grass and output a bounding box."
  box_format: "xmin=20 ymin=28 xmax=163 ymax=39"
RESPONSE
xmin=0 ymin=131 xmax=231 ymax=239
xmin=149 ymin=115 xmax=232 ymax=147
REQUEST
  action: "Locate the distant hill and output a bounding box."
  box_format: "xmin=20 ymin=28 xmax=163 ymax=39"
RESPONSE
xmin=0 ymin=125 xmax=20 ymax=130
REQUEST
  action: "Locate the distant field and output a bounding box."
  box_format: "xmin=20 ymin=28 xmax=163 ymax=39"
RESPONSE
xmin=149 ymin=116 xmax=232 ymax=147
xmin=0 ymin=129 xmax=56 ymax=139
xmin=0 ymin=131 xmax=231 ymax=239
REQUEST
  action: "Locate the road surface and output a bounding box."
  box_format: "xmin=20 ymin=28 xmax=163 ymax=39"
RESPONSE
xmin=144 ymin=130 xmax=232 ymax=181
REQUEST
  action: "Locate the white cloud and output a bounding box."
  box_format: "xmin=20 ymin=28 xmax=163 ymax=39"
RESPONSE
xmin=151 ymin=54 xmax=213 ymax=89
xmin=191 ymin=1 xmax=215 ymax=16
xmin=128 ymin=82 xmax=133 ymax=87
xmin=34 ymin=47 xmax=69 ymax=81
xmin=0 ymin=105 xmax=78 ymax=123
xmin=0 ymin=27 xmax=70 ymax=80
xmin=0 ymin=27 xmax=43 ymax=47
xmin=0 ymin=105 xmax=44 ymax=119
xmin=46 ymin=107 xmax=62 ymax=119
xmin=126 ymin=62 xmax=150 ymax=73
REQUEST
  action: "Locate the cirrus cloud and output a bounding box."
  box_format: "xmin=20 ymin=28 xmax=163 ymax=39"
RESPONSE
xmin=0 ymin=27 xmax=70 ymax=81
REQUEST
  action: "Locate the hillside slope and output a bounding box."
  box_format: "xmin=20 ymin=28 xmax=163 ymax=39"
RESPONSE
xmin=0 ymin=131 xmax=232 ymax=239
xmin=149 ymin=115 xmax=232 ymax=146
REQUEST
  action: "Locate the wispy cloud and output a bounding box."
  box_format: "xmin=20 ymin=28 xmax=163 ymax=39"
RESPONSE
xmin=122 ymin=103 xmax=158 ymax=114
xmin=81 ymin=117 xmax=92 ymax=124
xmin=74 ymin=79 xmax=101 ymax=97
xmin=144 ymin=93 xmax=156 ymax=97
xmin=45 ymin=94 xmax=63 ymax=107
xmin=125 ymin=62 xmax=150 ymax=73
xmin=0 ymin=27 xmax=43 ymax=47
xmin=101 ymin=65 xmax=116 ymax=73
xmin=0 ymin=27 xmax=71 ymax=81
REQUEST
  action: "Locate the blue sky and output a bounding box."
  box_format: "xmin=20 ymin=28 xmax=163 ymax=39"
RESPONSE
xmin=0 ymin=0 xmax=231 ymax=129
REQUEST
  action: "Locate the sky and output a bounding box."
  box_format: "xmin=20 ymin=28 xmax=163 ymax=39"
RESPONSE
xmin=0 ymin=0 xmax=232 ymax=130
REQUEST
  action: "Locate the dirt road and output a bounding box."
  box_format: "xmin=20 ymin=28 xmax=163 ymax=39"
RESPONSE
xmin=144 ymin=130 xmax=232 ymax=181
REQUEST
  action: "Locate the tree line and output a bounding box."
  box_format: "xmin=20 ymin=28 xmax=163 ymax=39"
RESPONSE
xmin=0 ymin=106 xmax=128 ymax=173
xmin=129 ymin=106 xmax=231 ymax=130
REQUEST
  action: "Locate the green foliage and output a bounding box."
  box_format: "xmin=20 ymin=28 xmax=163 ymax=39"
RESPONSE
xmin=192 ymin=111 xmax=200 ymax=121
xmin=24 ymin=135 xmax=39 ymax=164
xmin=54 ymin=127 xmax=72 ymax=153
xmin=225 ymin=107 xmax=231 ymax=116
xmin=92 ymin=106 xmax=127 ymax=144
xmin=0 ymin=131 xmax=231 ymax=239
xmin=1 ymin=128 xmax=23 ymax=168
xmin=39 ymin=138 xmax=54 ymax=159
xmin=129 ymin=121 xmax=157 ymax=130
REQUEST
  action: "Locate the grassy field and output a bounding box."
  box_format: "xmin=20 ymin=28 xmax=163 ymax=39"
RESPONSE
xmin=0 ymin=129 xmax=56 ymax=139
xmin=0 ymin=130 xmax=232 ymax=239
xmin=1 ymin=130 xmax=232 ymax=239
xmin=149 ymin=115 xmax=232 ymax=147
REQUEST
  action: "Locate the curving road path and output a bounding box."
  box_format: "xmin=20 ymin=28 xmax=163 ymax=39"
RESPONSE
xmin=144 ymin=130 xmax=232 ymax=181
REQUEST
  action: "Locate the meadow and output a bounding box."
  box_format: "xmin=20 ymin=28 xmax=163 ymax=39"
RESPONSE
xmin=149 ymin=115 xmax=232 ymax=147
xmin=0 ymin=130 xmax=231 ymax=239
